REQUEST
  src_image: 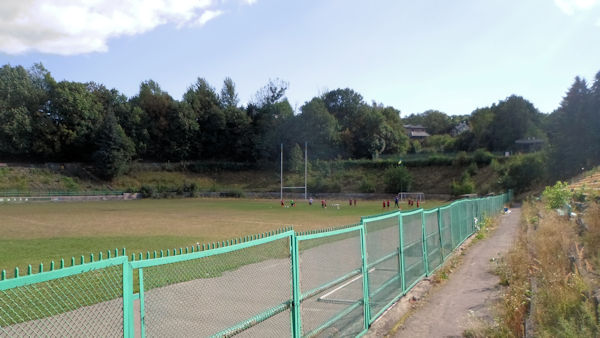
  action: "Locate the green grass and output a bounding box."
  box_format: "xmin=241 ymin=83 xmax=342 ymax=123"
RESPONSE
xmin=0 ymin=198 xmax=444 ymax=278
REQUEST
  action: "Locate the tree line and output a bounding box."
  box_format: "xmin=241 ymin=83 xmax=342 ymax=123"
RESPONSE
xmin=0 ymin=63 xmax=599 ymax=181
xmin=0 ymin=64 xmax=410 ymax=178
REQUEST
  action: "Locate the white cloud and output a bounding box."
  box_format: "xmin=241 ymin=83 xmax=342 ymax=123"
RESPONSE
xmin=195 ymin=9 xmax=224 ymax=26
xmin=0 ymin=0 xmax=234 ymax=55
xmin=554 ymin=0 xmax=598 ymax=15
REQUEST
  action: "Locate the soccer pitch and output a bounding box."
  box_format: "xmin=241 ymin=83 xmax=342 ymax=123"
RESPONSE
xmin=0 ymin=197 xmax=443 ymax=277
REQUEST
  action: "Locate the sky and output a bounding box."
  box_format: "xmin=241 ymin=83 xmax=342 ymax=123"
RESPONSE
xmin=1 ymin=0 xmax=600 ymax=116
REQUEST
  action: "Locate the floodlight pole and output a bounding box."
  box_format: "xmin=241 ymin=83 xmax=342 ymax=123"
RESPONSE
xmin=304 ymin=142 xmax=308 ymax=200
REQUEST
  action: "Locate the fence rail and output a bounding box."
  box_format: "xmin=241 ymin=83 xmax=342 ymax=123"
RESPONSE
xmin=0 ymin=192 xmax=510 ymax=337
xmin=0 ymin=190 xmax=124 ymax=197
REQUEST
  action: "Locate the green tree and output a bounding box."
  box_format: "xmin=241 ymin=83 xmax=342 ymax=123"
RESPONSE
xmin=0 ymin=106 xmax=32 ymax=155
xmin=295 ymin=98 xmax=340 ymax=159
xmin=287 ymin=143 xmax=304 ymax=172
xmin=421 ymin=110 xmax=453 ymax=135
xmin=183 ymin=78 xmax=223 ymax=159
xmin=48 ymin=81 xmax=103 ymax=159
xmin=488 ymin=95 xmax=544 ymax=151
xmin=384 ymin=166 xmax=413 ymax=193
xmin=249 ymin=79 xmax=293 ymax=161
xmin=219 ymin=77 xmax=239 ymax=108
xmin=546 ymin=76 xmax=594 ymax=179
xmin=92 ymin=112 xmax=135 ymax=179
xmin=133 ymin=80 xmax=196 ymax=160
xmin=424 ymin=134 xmax=454 ymax=153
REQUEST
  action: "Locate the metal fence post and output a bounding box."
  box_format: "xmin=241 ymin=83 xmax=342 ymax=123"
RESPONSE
xmin=139 ymin=268 xmax=146 ymax=338
xmin=398 ymin=214 xmax=406 ymax=294
xmin=437 ymin=208 xmax=444 ymax=262
xmin=290 ymin=234 xmax=301 ymax=337
xmin=421 ymin=210 xmax=429 ymax=276
xmin=123 ymin=261 xmax=134 ymax=338
xmin=360 ymin=225 xmax=371 ymax=330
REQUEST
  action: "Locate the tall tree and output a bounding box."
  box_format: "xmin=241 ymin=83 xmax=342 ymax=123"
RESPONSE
xmin=295 ymin=98 xmax=340 ymax=159
xmin=92 ymin=112 xmax=135 ymax=179
xmin=48 ymin=81 xmax=103 ymax=160
xmin=546 ymin=77 xmax=594 ymax=178
xmin=219 ymin=77 xmax=239 ymax=108
xmin=487 ymin=95 xmax=543 ymax=151
xmin=250 ymin=79 xmax=293 ymax=161
xmin=132 ymin=80 xmax=194 ymax=160
xmin=183 ymin=78 xmax=223 ymax=159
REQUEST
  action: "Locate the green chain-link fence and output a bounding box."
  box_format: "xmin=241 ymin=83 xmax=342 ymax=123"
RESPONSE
xmin=0 ymin=193 xmax=510 ymax=337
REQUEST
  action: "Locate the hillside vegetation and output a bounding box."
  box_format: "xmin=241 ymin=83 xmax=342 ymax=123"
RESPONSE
xmin=476 ymin=169 xmax=600 ymax=337
xmin=0 ymin=159 xmax=501 ymax=196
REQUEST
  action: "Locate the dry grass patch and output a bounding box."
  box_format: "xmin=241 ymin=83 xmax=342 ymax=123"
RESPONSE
xmin=488 ymin=200 xmax=600 ymax=338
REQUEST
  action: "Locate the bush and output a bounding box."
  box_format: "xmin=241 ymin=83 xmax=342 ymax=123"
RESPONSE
xmin=383 ymin=166 xmax=413 ymax=193
xmin=190 ymin=161 xmax=256 ymax=173
xmin=466 ymin=162 xmax=478 ymax=176
xmin=220 ymin=188 xmax=245 ymax=198
xmin=451 ymin=172 xmax=475 ymax=196
xmin=61 ymin=177 xmax=80 ymax=191
xmin=498 ymin=153 xmax=546 ymax=193
xmin=454 ymin=151 xmax=470 ymax=166
xmin=139 ymin=185 xmax=156 ymax=198
xmin=182 ymin=181 xmax=199 ymax=197
xmin=308 ymin=177 xmax=341 ymax=193
xmin=542 ymin=181 xmax=572 ymax=209
xmin=359 ymin=178 xmax=376 ymax=193
xmin=473 ymin=148 xmax=494 ymax=165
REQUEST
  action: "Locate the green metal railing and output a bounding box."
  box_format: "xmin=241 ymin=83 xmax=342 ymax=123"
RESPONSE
xmin=0 ymin=193 xmax=510 ymax=337
xmin=0 ymin=190 xmax=124 ymax=197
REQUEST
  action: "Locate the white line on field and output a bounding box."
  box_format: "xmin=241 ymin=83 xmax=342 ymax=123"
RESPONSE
xmin=320 ymin=267 xmax=376 ymax=299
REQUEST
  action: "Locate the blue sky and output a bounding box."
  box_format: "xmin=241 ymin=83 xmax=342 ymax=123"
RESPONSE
xmin=1 ymin=0 xmax=599 ymax=115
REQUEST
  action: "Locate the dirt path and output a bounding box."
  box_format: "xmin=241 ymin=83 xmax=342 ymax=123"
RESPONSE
xmin=391 ymin=206 xmax=521 ymax=337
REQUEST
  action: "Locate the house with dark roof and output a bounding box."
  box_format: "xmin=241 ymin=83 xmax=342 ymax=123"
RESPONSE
xmin=403 ymin=124 xmax=430 ymax=139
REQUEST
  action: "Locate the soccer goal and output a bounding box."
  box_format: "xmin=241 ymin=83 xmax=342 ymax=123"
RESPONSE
xmin=398 ymin=192 xmax=425 ymax=202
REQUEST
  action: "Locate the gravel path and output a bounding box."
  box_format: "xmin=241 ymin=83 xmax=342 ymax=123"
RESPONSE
xmin=392 ymin=207 xmax=521 ymax=337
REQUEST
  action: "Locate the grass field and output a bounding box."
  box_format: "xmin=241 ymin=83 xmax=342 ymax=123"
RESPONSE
xmin=0 ymin=197 xmax=445 ymax=278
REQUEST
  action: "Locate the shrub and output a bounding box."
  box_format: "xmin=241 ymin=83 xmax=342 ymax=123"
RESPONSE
xmin=359 ymin=178 xmax=376 ymax=193
xmin=308 ymin=177 xmax=341 ymax=193
xmin=450 ymin=172 xmax=475 ymax=196
xmin=466 ymin=162 xmax=478 ymax=176
xmin=220 ymin=188 xmax=245 ymax=198
xmin=61 ymin=177 xmax=80 ymax=191
xmin=454 ymin=151 xmax=470 ymax=166
xmin=498 ymin=153 xmax=546 ymax=193
xmin=190 ymin=161 xmax=256 ymax=173
xmin=383 ymin=166 xmax=413 ymax=193
xmin=542 ymin=181 xmax=572 ymax=209
xmin=139 ymin=185 xmax=156 ymax=198
xmin=473 ymin=148 xmax=494 ymax=165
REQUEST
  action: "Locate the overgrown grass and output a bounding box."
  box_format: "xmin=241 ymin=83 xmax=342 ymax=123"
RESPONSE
xmin=486 ymin=200 xmax=600 ymax=338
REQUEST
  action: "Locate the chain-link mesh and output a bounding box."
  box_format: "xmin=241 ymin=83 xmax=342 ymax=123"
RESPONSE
xmin=401 ymin=212 xmax=424 ymax=290
xmin=298 ymin=229 xmax=363 ymax=337
xmin=439 ymin=207 xmax=453 ymax=258
xmin=451 ymin=205 xmax=461 ymax=248
xmin=424 ymin=210 xmax=442 ymax=273
xmin=364 ymin=214 xmax=402 ymax=319
xmin=142 ymin=237 xmax=291 ymax=337
xmin=0 ymin=264 xmax=124 ymax=337
xmin=461 ymin=202 xmax=469 ymax=241
xmin=468 ymin=201 xmax=475 ymax=233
